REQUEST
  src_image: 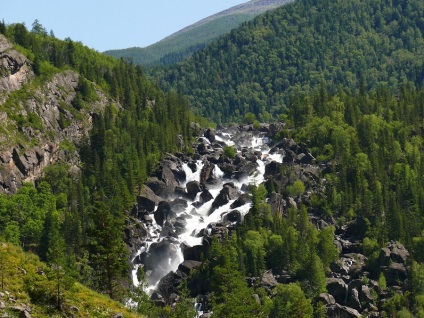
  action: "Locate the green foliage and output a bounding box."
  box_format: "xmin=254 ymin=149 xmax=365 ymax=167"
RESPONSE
xmin=223 ymin=145 xmax=237 ymax=159
xmin=270 ymin=283 xmax=313 ymax=318
xmin=287 ymin=180 xmax=306 ymax=198
xmin=153 ymin=0 xmax=424 ymax=123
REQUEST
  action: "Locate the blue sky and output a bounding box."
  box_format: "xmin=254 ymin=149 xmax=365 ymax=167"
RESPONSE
xmin=1 ymin=0 xmax=247 ymax=52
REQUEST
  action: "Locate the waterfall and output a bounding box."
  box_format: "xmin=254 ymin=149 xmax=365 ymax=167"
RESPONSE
xmin=132 ymin=127 xmax=283 ymax=294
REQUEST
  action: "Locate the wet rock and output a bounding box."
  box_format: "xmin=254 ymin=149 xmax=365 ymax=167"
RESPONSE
xmin=204 ymin=129 xmax=216 ymax=143
xmin=160 ymin=222 xmax=177 ymax=238
xmin=154 ymin=201 xmax=177 ymax=227
xmin=200 ymin=189 xmax=213 ymax=204
xmin=234 ymin=161 xmax=258 ymax=179
xmin=200 ymin=162 xmax=215 ymax=184
xmin=209 ymin=183 xmax=239 ymax=215
xmin=181 ymin=241 xmax=207 ymax=261
xmin=230 ymin=193 xmax=251 ymax=209
xmin=222 ymin=210 xmax=243 ymax=224
xmin=186 ymin=181 xmax=202 ymax=200
xmin=170 ymin=198 xmax=188 ymax=213
xmin=178 ymin=260 xmax=202 ymax=276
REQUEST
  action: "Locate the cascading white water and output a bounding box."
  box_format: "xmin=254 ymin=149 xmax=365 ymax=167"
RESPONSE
xmin=133 ymin=129 xmax=283 ymax=293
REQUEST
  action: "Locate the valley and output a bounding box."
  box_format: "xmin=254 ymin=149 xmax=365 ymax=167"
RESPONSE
xmin=0 ymin=0 xmax=424 ymax=317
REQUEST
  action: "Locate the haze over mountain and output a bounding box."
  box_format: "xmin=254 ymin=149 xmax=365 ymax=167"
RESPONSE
xmin=104 ymin=0 xmax=292 ymax=66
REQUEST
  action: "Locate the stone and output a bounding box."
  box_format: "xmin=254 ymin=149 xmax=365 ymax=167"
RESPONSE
xmin=327 ymin=278 xmax=348 ymax=304
xmin=326 ymin=304 xmax=361 ymax=318
xmin=178 ymin=260 xmax=202 ymax=276
xmin=222 ymin=210 xmax=243 ymax=224
xmin=154 ymin=201 xmax=177 ymax=227
xmin=204 ymin=129 xmax=216 ymax=142
xmin=146 ymin=177 xmax=167 ymax=197
xmin=346 ymin=288 xmax=361 ymax=311
xmin=261 ymin=271 xmax=278 ymax=289
xmin=209 ymin=183 xmax=239 ymax=214
xmin=181 ymin=241 xmax=207 ymax=261
xmin=383 ymin=262 xmax=407 ymax=286
xmin=200 ymin=162 xmax=215 ymax=184
xmin=170 ymin=198 xmax=188 ymax=213
xmin=200 ymin=189 xmax=213 ymax=204
xmin=186 ymin=181 xmax=202 ymax=200
xmin=317 ymin=293 xmax=336 ymax=305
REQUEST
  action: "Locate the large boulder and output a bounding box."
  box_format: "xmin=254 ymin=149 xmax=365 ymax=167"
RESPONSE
xmin=170 ymin=198 xmax=188 ymax=213
xmin=230 ymin=193 xmax=251 ymax=209
xmin=379 ymin=241 xmax=409 ymax=266
xmin=209 ymin=183 xmax=239 ymax=215
xmin=204 ymin=129 xmax=216 ymax=143
xmin=146 ymin=177 xmax=167 ymax=197
xmin=178 ymin=260 xmax=202 ymax=276
xmin=200 ymin=162 xmax=215 ymax=185
xmin=186 ymin=181 xmax=203 ymax=200
xmin=317 ymin=293 xmax=336 ymax=305
xmin=326 ymin=304 xmax=361 ymax=318
xmin=154 ymin=201 xmax=177 ymax=227
xmin=327 ymin=278 xmax=348 ymax=304
xmin=181 ymin=239 xmax=209 ymax=261
xmin=222 ymin=210 xmax=243 ymax=224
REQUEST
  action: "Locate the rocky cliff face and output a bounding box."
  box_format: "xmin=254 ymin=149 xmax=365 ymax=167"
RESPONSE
xmin=0 ymin=35 xmax=109 ymax=193
xmin=0 ymin=35 xmax=34 ymax=103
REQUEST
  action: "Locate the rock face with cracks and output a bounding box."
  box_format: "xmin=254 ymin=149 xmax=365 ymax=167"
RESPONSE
xmin=0 ymin=35 xmax=110 ymax=193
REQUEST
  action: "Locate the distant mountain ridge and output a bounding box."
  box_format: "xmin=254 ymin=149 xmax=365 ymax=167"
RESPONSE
xmin=166 ymin=0 xmax=293 ymax=39
xmin=104 ymin=0 xmax=292 ymax=66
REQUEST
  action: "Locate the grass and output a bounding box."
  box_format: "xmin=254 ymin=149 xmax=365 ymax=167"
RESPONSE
xmin=0 ymin=240 xmax=143 ymax=317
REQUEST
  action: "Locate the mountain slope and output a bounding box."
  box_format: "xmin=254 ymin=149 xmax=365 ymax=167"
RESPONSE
xmin=153 ymin=0 xmax=424 ymax=123
xmin=0 ymin=22 xmax=192 ymax=312
xmin=104 ymin=0 xmax=292 ymax=66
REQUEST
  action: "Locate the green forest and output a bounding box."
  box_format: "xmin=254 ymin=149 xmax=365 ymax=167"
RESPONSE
xmin=153 ymin=0 xmax=424 ymax=123
xmin=0 ymin=0 xmax=424 ymax=316
xmin=0 ymin=20 xmax=194 ymax=314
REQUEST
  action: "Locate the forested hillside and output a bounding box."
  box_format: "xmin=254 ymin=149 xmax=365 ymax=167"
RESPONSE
xmin=0 ymin=20 xmax=193 ymax=314
xmin=104 ymin=0 xmax=292 ymax=66
xmin=153 ymin=0 xmax=424 ymax=123
xmin=104 ymin=14 xmax=255 ymax=66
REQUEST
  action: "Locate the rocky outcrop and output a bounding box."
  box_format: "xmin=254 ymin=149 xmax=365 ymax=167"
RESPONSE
xmin=0 ymin=34 xmax=34 ymax=98
xmin=0 ymin=35 xmax=111 ymax=193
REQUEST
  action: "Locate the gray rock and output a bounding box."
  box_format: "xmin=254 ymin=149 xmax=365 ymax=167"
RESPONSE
xmin=327 ymin=278 xmax=348 ymax=304
xmin=326 ymin=304 xmax=361 ymax=318
xmin=204 ymin=129 xmax=216 ymax=143
xmin=261 ymin=271 xmax=278 ymax=289
xmin=317 ymin=293 xmax=336 ymax=305
xmin=186 ymin=181 xmax=202 ymax=199
xmin=209 ymin=183 xmax=239 ymax=214
xmin=178 ymin=260 xmax=202 ymax=276
xmin=154 ymin=201 xmax=177 ymax=227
